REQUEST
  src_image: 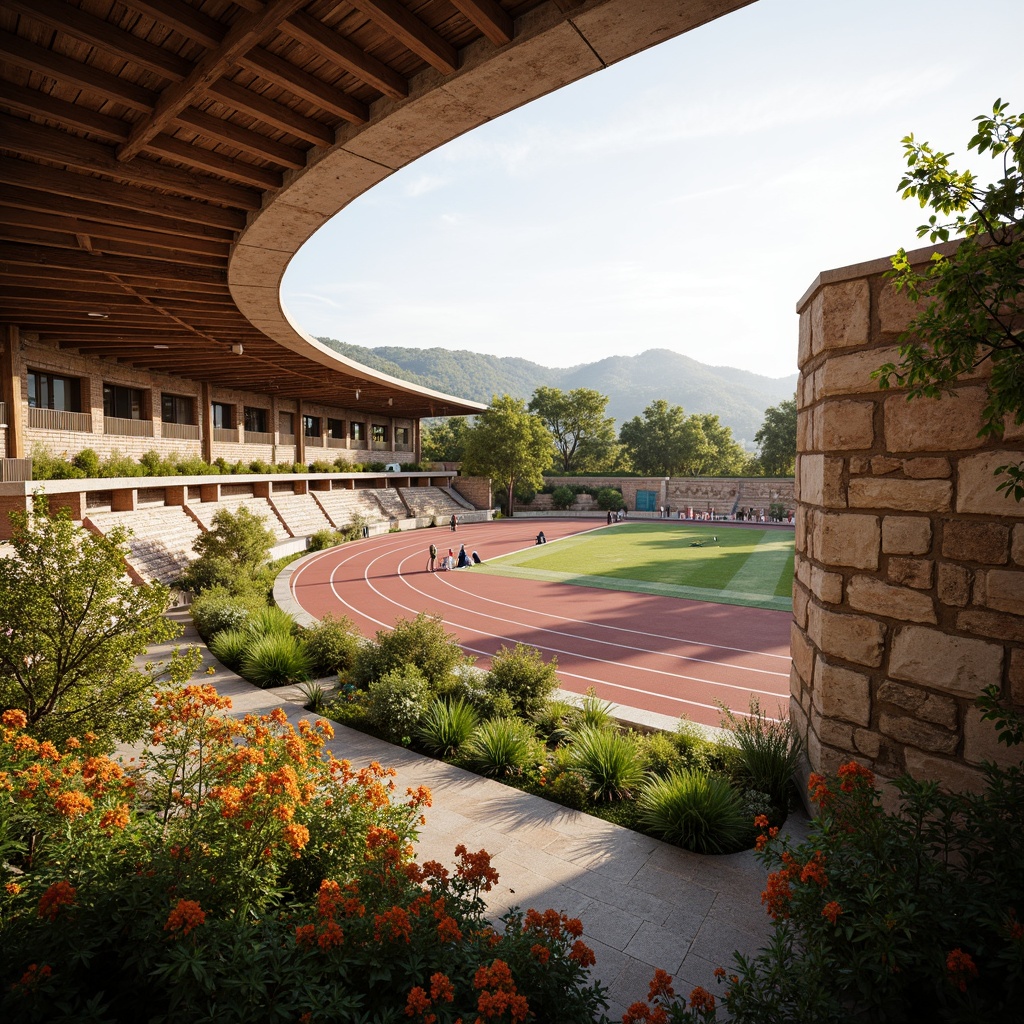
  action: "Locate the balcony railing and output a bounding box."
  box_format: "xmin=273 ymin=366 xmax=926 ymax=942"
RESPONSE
xmin=279 ymin=432 xmax=296 ymax=445
xmin=1 ymin=457 xmax=32 ymax=482
xmin=161 ymin=421 xmax=200 ymax=440
xmin=0 ymin=401 xmax=6 ymax=426
xmin=371 ymin=440 xmax=390 ymax=451
xmin=305 ymin=435 xmax=324 ymax=447
xmin=28 ymin=407 xmax=93 ymax=432
xmin=327 ymin=437 xmax=346 ymax=448
xmin=213 ymin=427 xmax=237 ymax=443
xmin=244 ymin=430 xmax=275 ymax=445
xmin=104 ymin=415 xmax=154 ymax=437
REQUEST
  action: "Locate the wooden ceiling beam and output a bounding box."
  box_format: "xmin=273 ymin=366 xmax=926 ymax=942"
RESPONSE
xmin=208 ymin=79 xmax=333 ymax=146
xmin=0 ymin=244 xmax=225 ymax=285
xmin=0 ymin=82 xmax=129 ymax=145
xmin=117 ymin=0 xmax=226 ymax=50
xmin=282 ymin=12 xmax=408 ymax=100
xmin=173 ymin=107 xmax=307 ymax=168
xmin=4 ymin=0 xmax=193 ymax=82
xmin=0 ymin=31 xmax=156 ymax=113
xmin=146 ymin=134 xmax=284 ymax=189
xmin=0 ymin=184 xmax=238 ymax=242
xmin=347 ymin=0 xmax=458 ymax=75
xmin=116 ymin=0 xmax=312 ymax=163
xmin=0 ymin=208 xmax=230 ymax=258
xmin=239 ymin=48 xmax=369 ymax=125
xmin=0 ymin=114 xmax=260 ymax=210
xmin=449 ymin=0 xmax=514 ymax=46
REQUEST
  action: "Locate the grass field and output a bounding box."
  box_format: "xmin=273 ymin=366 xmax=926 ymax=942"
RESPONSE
xmin=477 ymin=523 xmax=794 ymax=611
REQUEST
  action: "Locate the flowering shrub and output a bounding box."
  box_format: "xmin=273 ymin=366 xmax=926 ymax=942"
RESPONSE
xmin=623 ymin=699 xmax=1024 ymax=1022
xmin=0 ymin=681 xmax=608 ymax=1022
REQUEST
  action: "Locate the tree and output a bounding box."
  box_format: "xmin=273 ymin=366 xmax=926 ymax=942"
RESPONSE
xmin=754 ymin=396 xmax=797 ymax=476
xmin=421 ymin=416 xmax=471 ymax=463
xmin=684 ymin=413 xmax=749 ymax=476
xmin=0 ymin=496 xmax=179 ymax=747
xmin=180 ymin=505 xmax=275 ymax=594
xmin=462 ymin=394 xmax=553 ymax=516
xmin=618 ymin=400 xmax=703 ymax=476
xmin=527 ymin=387 xmax=617 ymax=474
xmin=875 ymin=99 xmax=1024 ymax=499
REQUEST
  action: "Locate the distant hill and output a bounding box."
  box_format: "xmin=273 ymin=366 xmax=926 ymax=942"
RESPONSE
xmin=317 ymin=338 xmax=797 ymax=446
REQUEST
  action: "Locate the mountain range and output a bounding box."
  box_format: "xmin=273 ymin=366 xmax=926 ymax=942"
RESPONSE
xmin=317 ymin=338 xmax=797 ymax=447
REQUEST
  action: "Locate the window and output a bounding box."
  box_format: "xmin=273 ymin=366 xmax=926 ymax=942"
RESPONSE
xmin=327 ymin=417 xmax=344 ymax=438
xmin=279 ymin=411 xmax=294 ymax=435
xmin=244 ymin=406 xmax=268 ymax=433
xmin=162 ymin=393 xmax=194 ymax=424
xmin=395 ymin=427 xmax=410 ymax=445
xmin=211 ymin=402 xmax=233 ymax=429
xmin=303 ymin=415 xmax=321 ymax=438
xmin=103 ymin=383 xmax=145 ymax=420
xmin=28 ymin=370 xmax=81 ymax=412
xmin=350 ymin=421 xmax=365 ymax=442
xmin=372 ymin=424 xmax=388 ymax=443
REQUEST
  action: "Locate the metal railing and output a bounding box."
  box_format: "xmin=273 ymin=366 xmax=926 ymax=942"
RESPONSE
xmin=0 ymin=458 xmax=32 ymax=482
xmin=213 ymin=427 xmax=238 ymax=443
xmin=28 ymin=407 xmax=93 ymax=432
xmin=0 ymin=401 xmax=6 ymax=426
xmin=305 ymin=435 xmax=324 ymax=447
xmin=327 ymin=437 xmax=346 ymax=448
xmin=104 ymin=415 xmax=154 ymax=437
xmin=161 ymin=421 xmax=200 ymax=440
xmin=243 ymin=430 xmax=275 ymax=445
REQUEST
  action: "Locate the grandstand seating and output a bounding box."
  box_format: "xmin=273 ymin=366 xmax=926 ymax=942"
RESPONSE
xmin=312 ymin=489 xmax=388 ymax=528
xmin=84 ymin=506 xmax=201 ymax=585
xmin=398 ymin=486 xmax=465 ymax=518
xmin=186 ymin=496 xmax=291 ymax=542
xmin=372 ymin=488 xmax=409 ymax=519
xmin=269 ymin=493 xmax=333 ymax=537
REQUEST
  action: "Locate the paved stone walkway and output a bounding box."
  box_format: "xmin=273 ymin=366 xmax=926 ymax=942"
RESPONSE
xmin=147 ymin=609 xmax=808 ymax=1020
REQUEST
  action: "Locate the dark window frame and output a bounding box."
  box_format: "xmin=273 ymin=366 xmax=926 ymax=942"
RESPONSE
xmin=27 ymin=370 xmax=82 ymax=412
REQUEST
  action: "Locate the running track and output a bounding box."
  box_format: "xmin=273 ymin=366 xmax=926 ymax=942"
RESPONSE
xmin=286 ymin=518 xmax=793 ymax=731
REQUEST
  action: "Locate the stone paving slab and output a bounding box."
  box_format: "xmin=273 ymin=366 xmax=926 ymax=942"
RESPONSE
xmin=140 ymin=609 xmax=809 ymax=1021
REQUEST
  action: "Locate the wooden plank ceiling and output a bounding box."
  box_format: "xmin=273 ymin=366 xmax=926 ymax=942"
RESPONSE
xmin=0 ymin=0 xmax=533 ymax=417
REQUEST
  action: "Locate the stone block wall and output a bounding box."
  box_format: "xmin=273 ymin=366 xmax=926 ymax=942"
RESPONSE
xmin=792 ymin=245 xmax=1024 ymax=794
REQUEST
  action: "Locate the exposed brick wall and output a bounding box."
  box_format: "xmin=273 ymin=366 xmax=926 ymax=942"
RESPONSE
xmin=793 ymin=246 xmax=1024 ymax=794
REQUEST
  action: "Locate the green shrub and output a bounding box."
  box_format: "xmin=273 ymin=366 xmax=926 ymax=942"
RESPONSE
xmin=207 ymin=627 xmax=250 ymax=670
xmin=72 ymin=448 xmax=101 ymax=477
xmin=461 ymin=718 xmax=540 ymax=778
xmin=353 ymin=612 xmax=467 ymax=690
xmin=30 ymin=447 xmax=84 ymax=480
xmin=637 ymin=770 xmax=751 ymax=854
xmin=551 ymin=485 xmax=576 ymax=510
xmin=189 ymin=586 xmax=267 ymax=640
xmin=300 ymin=614 xmax=360 ymax=677
xmin=100 ymin=450 xmax=142 ymax=478
xmin=720 ymin=697 xmax=802 ymax=811
xmin=675 ymin=720 xmax=730 ymax=774
xmin=542 ymin=767 xmax=590 ymax=810
xmin=248 ymin=459 xmax=274 ymax=474
xmin=176 ymin=455 xmax=219 ymax=475
xmin=568 ymin=726 xmax=646 ymax=801
xmin=639 ymin=730 xmax=685 ymax=778
xmin=308 ymin=460 xmax=334 ymax=473
xmin=308 ymin=528 xmax=347 ymax=551
xmin=180 ymin=506 xmax=275 ymax=596
xmin=576 ymin=691 xmax=615 ymax=731
xmin=367 ymin=665 xmax=431 ymax=744
xmin=138 ymin=450 xmax=178 ymax=476
xmin=239 ymin=632 xmax=312 ymax=688
xmin=416 ymin=697 xmax=480 ymax=758
xmin=595 ymin=487 xmax=625 ymax=511
xmin=483 ymin=644 xmax=559 ymax=717
xmin=532 ymin=699 xmax=578 ymax=746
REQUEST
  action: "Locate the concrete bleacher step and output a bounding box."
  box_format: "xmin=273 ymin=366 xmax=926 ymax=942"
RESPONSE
xmin=85 ymin=506 xmax=202 ymax=585
xmin=269 ymin=493 xmax=333 ymax=536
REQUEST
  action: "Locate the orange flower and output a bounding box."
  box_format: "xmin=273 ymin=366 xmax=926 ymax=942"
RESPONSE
xmin=821 ymin=901 xmax=843 ymax=924
xmin=405 ymin=986 xmax=431 ymax=1015
xmin=945 ymin=948 xmax=978 ymax=992
xmin=165 ymin=898 xmax=206 ymax=937
xmin=14 ymin=962 xmax=52 ymax=993
xmin=648 ymin=968 xmax=674 ymax=1000
xmin=753 ymin=813 xmax=770 ymax=829
xmin=761 ymin=870 xmax=793 ymax=920
xmin=99 ymin=803 xmax=130 ymax=831
xmin=317 ymin=919 xmax=345 ymax=949
xmin=374 ymin=906 xmax=413 ymax=943
xmin=688 ymin=986 xmax=716 ymax=1012
xmin=807 ymin=772 xmax=830 ymax=806
xmin=38 ymin=881 xmax=76 ymax=921
xmin=406 ymin=784 xmax=432 ymax=808
xmin=568 ymin=940 xmax=596 ymax=968
xmin=800 ymin=851 xmax=828 ymax=887
xmin=530 ymin=943 xmax=551 ymax=965
xmin=295 ymin=923 xmax=316 ymax=947
xmin=454 ymin=844 xmax=499 ymax=891
xmin=429 ymin=973 xmax=454 ymax=1003
xmin=713 ymin=967 xmax=726 ymax=979
xmin=437 ymin=915 xmax=463 ymax=943
xmin=5 ymin=881 xmax=22 ymax=896
xmin=1 ymin=708 xmax=28 ymax=729
xmin=283 ymin=822 xmax=310 ymax=855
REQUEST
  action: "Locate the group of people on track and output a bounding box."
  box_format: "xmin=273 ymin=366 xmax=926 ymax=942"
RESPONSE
xmin=427 ymin=541 xmax=481 ymax=572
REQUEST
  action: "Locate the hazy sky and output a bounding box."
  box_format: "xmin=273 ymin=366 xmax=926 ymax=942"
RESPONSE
xmin=281 ymin=0 xmax=1023 ymax=380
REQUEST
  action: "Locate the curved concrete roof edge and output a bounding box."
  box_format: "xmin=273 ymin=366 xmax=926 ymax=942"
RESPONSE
xmin=228 ymin=0 xmax=755 ymax=413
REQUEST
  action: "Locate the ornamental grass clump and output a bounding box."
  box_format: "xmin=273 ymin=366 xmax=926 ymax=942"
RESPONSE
xmin=568 ymin=726 xmax=647 ymax=801
xmin=206 ymin=627 xmax=249 ymax=671
xmin=461 ymin=718 xmax=541 ymax=778
xmin=637 ymin=771 xmax=751 ymax=855
xmin=416 ymin=697 xmax=480 ymax=758
xmin=238 ymin=631 xmax=312 ymax=688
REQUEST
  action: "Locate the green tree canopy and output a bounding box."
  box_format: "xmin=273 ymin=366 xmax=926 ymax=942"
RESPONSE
xmin=876 ymin=99 xmax=1023 ymax=498
xmin=619 ymin=400 xmax=700 ymax=476
xmin=527 ymin=386 xmax=617 ymax=473
xmin=421 ymin=416 xmax=472 ymax=463
xmin=0 ymin=497 xmax=180 ymax=747
xmin=462 ymin=395 xmax=553 ymax=515
xmin=683 ymin=413 xmax=749 ymax=476
xmin=180 ymin=505 xmax=275 ymax=594
xmin=754 ymin=396 xmax=797 ymax=476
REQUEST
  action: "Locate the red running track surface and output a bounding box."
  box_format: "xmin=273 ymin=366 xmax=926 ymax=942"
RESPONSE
xmin=287 ymin=518 xmax=793 ymax=730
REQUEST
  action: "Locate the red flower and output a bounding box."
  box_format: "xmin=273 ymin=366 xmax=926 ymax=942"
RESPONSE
xmin=648 ymin=968 xmax=675 ymax=1000
xmin=689 ymin=986 xmax=716 ymax=1012
xmin=568 ymin=940 xmax=596 ymax=968
xmin=945 ymin=948 xmax=978 ymax=992
xmin=164 ymin=898 xmax=206 ymax=937
xmin=37 ymin=881 xmax=76 ymax=921
xmin=821 ymin=901 xmax=843 ymax=924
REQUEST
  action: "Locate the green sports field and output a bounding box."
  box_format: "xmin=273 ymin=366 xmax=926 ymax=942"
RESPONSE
xmin=477 ymin=523 xmax=794 ymax=611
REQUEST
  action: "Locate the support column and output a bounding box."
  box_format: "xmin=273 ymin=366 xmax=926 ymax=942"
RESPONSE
xmin=1 ymin=325 xmax=25 ymax=458
xmin=295 ymin=398 xmax=305 ymax=466
xmin=201 ymin=382 xmax=213 ymax=464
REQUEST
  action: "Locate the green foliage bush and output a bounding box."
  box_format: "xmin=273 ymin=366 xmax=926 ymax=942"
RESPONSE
xmin=245 ymin=604 xmax=296 ymax=638
xmin=30 ymin=447 xmax=85 ymax=480
xmin=461 ymin=718 xmax=541 ymax=778
xmin=568 ymin=726 xmax=646 ymax=801
xmin=720 ymin=698 xmax=801 ymax=813
xmin=189 ymin=586 xmax=267 ymax=640
xmin=239 ymin=632 xmax=312 ymax=688
xmin=180 ymin=506 xmax=275 ymax=596
xmin=416 ymin=697 xmax=480 ymax=758
xmin=639 ymin=730 xmax=686 ymax=778
xmin=367 ymin=665 xmax=431 ymax=743
xmin=100 ymin=450 xmax=143 ymax=477
xmin=595 ymin=487 xmax=625 ymax=511
xmin=353 ymin=612 xmax=467 ymax=690
xmin=483 ymin=643 xmax=559 ymax=717
xmin=637 ymin=770 xmax=751 ymax=854
xmin=300 ymin=613 xmax=360 ymax=677
xmin=207 ymin=627 xmax=250 ymax=671
xmin=308 ymin=528 xmax=347 ymax=551
xmin=551 ymin=485 xmax=576 ymax=510
xmin=72 ymin=448 xmax=101 ymax=477
xmin=576 ymin=691 xmax=615 ymax=731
